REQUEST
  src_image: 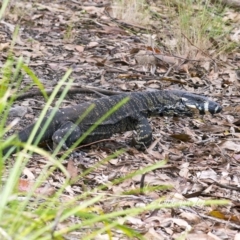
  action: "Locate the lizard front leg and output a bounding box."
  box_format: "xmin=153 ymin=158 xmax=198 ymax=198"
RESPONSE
xmin=52 ymin=121 xmax=81 ymax=150
xmin=132 ymin=116 xmax=152 ymax=150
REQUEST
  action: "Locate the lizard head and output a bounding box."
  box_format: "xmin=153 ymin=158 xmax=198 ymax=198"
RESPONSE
xmin=180 ymin=92 xmax=222 ymax=115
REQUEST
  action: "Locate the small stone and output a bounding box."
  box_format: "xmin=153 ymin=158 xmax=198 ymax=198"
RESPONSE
xmin=9 ymin=106 xmax=28 ymax=117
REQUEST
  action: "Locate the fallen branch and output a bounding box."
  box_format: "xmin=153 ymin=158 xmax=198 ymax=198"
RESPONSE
xmin=212 ymin=0 xmax=240 ymax=8
xmin=16 ymin=86 xmax=122 ymax=101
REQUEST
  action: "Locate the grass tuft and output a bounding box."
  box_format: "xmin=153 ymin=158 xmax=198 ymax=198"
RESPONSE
xmin=161 ymin=0 xmax=237 ymax=56
xmin=111 ymin=0 xmax=151 ymax=26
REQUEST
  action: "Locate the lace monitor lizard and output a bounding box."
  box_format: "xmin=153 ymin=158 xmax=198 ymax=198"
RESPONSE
xmin=3 ymin=90 xmax=222 ymax=156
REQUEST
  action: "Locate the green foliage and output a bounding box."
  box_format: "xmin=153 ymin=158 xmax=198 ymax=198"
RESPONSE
xmin=21 ymin=64 xmax=48 ymax=101
xmin=64 ymin=22 xmax=75 ymax=41
xmin=0 ymin=0 xmax=10 ymax=20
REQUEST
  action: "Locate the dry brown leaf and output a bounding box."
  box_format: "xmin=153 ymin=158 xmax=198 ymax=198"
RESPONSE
xmin=170 ymin=133 xmax=192 ymax=142
xmin=18 ymin=179 xmax=55 ymax=196
xmin=132 ymin=173 xmax=174 ymax=186
xmin=81 ymin=6 xmax=105 ymax=16
xmin=190 ymin=77 xmax=204 ymax=85
xmin=147 ymin=150 xmax=164 ymax=160
xmin=87 ymin=42 xmax=99 ymax=48
xmin=196 ymin=169 xmax=218 ymax=180
xmin=179 ymin=212 xmax=201 ymax=224
xmin=230 ymin=28 xmax=240 ymax=42
xmin=221 ymin=140 xmax=240 ymax=152
xmin=67 ymin=159 xmax=78 ymax=179
xmin=75 ymin=45 xmax=84 ymax=53
xmin=18 ymin=179 xmax=33 ymax=192
xmin=31 ymin=14 xmax=43 ymax=20
xmin=209 ymin=210 xmax=240 ymax=223
xmin=144 ymin=227 xmax=165 ymax=240
xmin=95 ymin=234 xmax=119 ymax=240
xmin=146 ymin=46 xmax=161 ymax=53
xmin=233 ymin=119 xmax=240 ymax=126
xmin=180 ymin=63 xmax=189 ymax=73
xmin=135 ymin=50 xmax=156 ymax=71
xmin=0 ymin=42 xmax=9 ymax=51
xmin=102 ymin=26 xmax=127 ymax=35
xmin=154 ymin=54 xmax=178 ymax=65
xmin=64 ymin=44 xmax=76 ymax=51
xmin=126 ymin=216 xmax=143 ymax=225
xmin=100 ymin=73 xmax=108 ymax=85
xmin=186 ymin=233 xmax=219 ymax=240
xmin=199 ymin=125 xmax=226 ymax=133
xmin=209 ymin=210 xmax=229 ymax=221
xmin=35 ymin=185 xmax=56 ymax=196
xmin=233 ymin=154 xmax=240 ymax=161
xmin=23 ymin=168 xmax=35 ymax=180
xmin=161 ymin=218 xmax=192 ymax=231
xmin=179 ymin=162 xmax=189 ymax=178
xmin=234 ymin=233 xmax=240 ymax=240
xmin=118 ymin=73 xmax=144 ymax=79
xmin=35 ymin=3 xmax=66 ymax=12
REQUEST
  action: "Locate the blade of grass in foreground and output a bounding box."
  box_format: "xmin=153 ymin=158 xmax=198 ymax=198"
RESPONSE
xmin=0 ymin=0 xmax=10 ymax=20
xmin=54 ymin=96 xmax=130 ymax=160
xmin=0 ymin=69 xmax=73 ymax=219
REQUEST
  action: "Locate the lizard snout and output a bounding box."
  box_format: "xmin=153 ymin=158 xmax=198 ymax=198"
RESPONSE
xmin=208 ymin=101 xmax=222 ymax=115
xmin=197 ymin=100 xmax=222 ymax=115
xmin=181 ymin=97 xmax=222 ymax=115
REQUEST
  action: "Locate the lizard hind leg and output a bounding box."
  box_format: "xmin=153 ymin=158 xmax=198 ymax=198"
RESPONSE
xmin=132 ymin=116 xmax=152 ymax=150
xmin=52 ymin=121 xmax=81 ymax=151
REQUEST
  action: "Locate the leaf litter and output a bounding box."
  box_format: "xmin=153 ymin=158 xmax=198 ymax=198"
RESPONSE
xmin=1 ymin=0 xmax=240 ymax=238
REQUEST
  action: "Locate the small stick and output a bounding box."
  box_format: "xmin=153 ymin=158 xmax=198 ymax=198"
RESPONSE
xmin=15 ymin=86 xmax=122 ymax=101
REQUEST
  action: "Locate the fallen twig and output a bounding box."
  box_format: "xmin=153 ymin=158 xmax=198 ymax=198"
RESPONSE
xmin=16 ymin=86 xmax=122 ymax=101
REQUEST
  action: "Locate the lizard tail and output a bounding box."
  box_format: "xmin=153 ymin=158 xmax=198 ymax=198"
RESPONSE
xmin=2 ymin=119 xmax=54 ymax=157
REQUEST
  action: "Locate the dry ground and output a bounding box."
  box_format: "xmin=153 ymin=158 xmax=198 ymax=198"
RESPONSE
xmin=1 ymin=0 xmax=240 ymax=239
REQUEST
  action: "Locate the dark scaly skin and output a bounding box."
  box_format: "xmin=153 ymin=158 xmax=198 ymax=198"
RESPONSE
xmin=2 ymin=90 xmax=222 ymax=155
